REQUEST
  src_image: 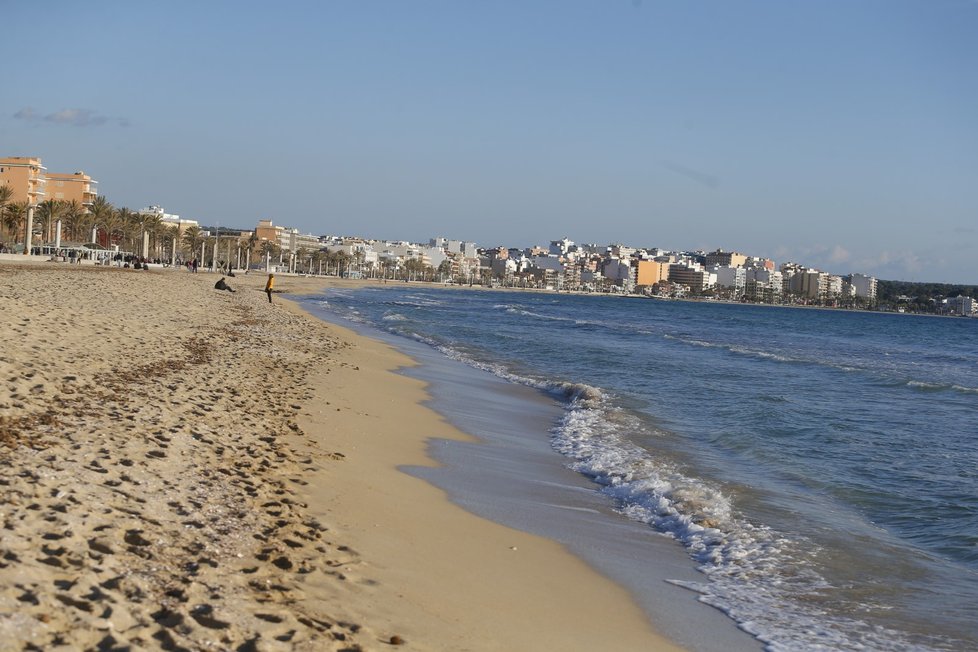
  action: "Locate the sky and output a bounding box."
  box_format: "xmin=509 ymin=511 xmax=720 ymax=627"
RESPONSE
xmin=3 ymin=0 xmax=976 ymax=283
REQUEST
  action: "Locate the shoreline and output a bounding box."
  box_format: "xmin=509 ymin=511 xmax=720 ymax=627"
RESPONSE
xmin=0 ymin=263 xmax=685 ymax=651
xmin=287 ymin=307 xmax=686 ymax=651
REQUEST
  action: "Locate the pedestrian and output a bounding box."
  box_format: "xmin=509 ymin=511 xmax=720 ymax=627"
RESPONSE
xmin=265 ymin=273 xmax=274 ymax=303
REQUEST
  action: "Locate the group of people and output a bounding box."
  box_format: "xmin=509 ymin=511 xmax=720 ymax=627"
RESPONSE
xmin=214 ymin=272 xmax=275 ymax=304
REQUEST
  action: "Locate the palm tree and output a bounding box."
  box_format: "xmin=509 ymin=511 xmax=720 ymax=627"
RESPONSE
xmin=127 ymin=209 xmax=159 ymax=258
xmin=87 ymin=195 xmax=114 ymax=245
xmin=182 ymin=225 xmax=204 ymax=261
xmin=113 ymin=208 xmax=136 ymax=253
xmin=295 ymin=247 xmax=310 ymax=273
xmin=60 ymin=199 xmax=84 ymax=242
xmin=310 ymin=249 xmax=325 ymax=275
xmin=100 ymin=211 xmax=117 ymax=250
xmin=163 ymin=224 xmax=181 ymax=262
xmin=36 ymin=199 xmax=63 ymax=244
xmin=203 ymin=235 xmax=219 ymax=268
xmin=259 ymin=239 xmax=278 ymax=259
xmin=335 ymin=251 xmax=351 ymax=277
xmin=143 ymin=213 xmax=164 ymax=258
xmin=0 ymin=183 xmax=13 ymax=245
xmin=3 ymin=200 xmax=29 ymax=249
xmin=245 ymin=231 xmax=259 ymax=270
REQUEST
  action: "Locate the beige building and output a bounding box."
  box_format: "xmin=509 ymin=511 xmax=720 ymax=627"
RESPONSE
xmin=1 ymin=157 xmax=99 ymax=211
xmin=44 ymin=171 xmax=98 ymax=208
xmin=705 ymin=249 xmax=748 ymax=268
xmin=635 ymin=260 xmax=671 ymax=287
xmin=255 ymin=219 xmax=286 ymax=249
xmin=0 ymin=156 xmax=47 ymax=204
xmin=254 ymin=219 xmax=321 ymax=252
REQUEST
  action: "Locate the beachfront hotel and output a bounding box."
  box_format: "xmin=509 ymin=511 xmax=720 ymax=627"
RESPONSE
xmin=1 ymin=156 xmax=98 ymax=210
xmin=0 ymin=156 xmax=48 ymax=204
xmin=43 ymin=171 xmax=98 ymax=207
xmin=254 ymin=218 xmax=322 ymax=253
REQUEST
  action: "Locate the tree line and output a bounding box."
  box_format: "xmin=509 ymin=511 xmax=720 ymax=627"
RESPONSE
xmin=878 ymin=280 xmax=976 ymax=302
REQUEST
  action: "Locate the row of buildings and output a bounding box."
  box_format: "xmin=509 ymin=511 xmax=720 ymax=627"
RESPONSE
xmin=0 ymin=156 xmax=98 ymax=208
xmin=3 ymin=155 xmax=915 ymax=310
xmin=253 ymin=225 xmax=884 ymax=307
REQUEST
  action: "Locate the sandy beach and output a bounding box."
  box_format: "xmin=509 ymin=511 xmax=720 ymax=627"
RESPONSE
xmin=0 ymin=262 xmax=683 ymax=651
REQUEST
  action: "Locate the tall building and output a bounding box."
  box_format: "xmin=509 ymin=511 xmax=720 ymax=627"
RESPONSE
xmin=255 ymin=219 xmax=285 ymax=248
xmin=705 ymin=249 xmax=748 ymax=268
xmin=1 ymin=157 xmax=99 ymax=212
xmin=635 ymin=260 xmax=670 ymax=287
xmin=847 ymin=273 xmax=878 ymax=301
xmin=255 ymin=219 xmax=320 ymax=252
xmin=710 ymin=265 xmax=747 ymax=293
xmin=0 ymin=156 xmax=47 ymax=204
xmin=668 ymin=263 xmax=715 ymax=292
xmin=549 ymin=238 xmax=574 ymax=256
xmin=44 ymin=171 xmax=98 ymax=208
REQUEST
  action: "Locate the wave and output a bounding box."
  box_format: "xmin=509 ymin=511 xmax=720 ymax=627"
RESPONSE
xmin=906 ymin=380 xmax=978 ymax=395
xmin=386 ymin=299 xmax=443 ymax=309
xmin=663 ymin=334 xmax=865 ymax=373
xmin=663 ymin=334 xmax=978 ymax=397
xmin=549 ymin=396 xmax=942 ymax=651
xmin=496 ymin=304 xmax=578 ymax=323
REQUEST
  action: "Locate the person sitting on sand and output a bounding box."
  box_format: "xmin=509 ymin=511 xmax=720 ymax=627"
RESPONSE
xmin=214 ymin=277 xmax=236 ymax=293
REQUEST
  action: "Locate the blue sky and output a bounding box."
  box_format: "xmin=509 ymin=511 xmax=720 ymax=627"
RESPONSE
xmin=3 ymin=0 xmax=976 ymax=283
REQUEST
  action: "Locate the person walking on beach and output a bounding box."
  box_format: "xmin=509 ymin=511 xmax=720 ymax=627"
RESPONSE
xmin=265 ymin=273 xmax=274 ymax=303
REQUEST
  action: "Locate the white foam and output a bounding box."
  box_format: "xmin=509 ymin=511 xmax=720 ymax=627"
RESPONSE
xmin=548 ymin=396 xmax=942 ymax=651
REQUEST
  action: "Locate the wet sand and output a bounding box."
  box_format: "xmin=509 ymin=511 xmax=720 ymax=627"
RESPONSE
xmin=0 ymin=262 xmax=682 ymax=651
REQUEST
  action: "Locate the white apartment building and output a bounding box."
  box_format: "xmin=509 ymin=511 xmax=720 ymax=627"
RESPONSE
xmin=710 ymin=265 xmax=747 ymax=293
xmin=139 ymin=206 xmax=199 ymax=232
xmin=848 ymin=273 xmax=878 ymax=300
xmin=788 ymin=270 xmax=825 ymax=299
xmin=825 ymin=275 xmax=844 ymax=299
xmin=946 ymin=295 xmax=975 ymax=316
xmin=550 ymin=238 xmax=574 ymax=256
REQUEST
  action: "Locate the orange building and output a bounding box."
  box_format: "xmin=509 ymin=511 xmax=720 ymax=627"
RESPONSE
xmin=635 ymin=260 xmax=670 ymax=287
xmin=254 ymin=219 xmax=285 ymax=247
xmin=44 ymin=171 xmax=98 ymax=208
xmin=0 ymin=156 xmax=47 ymax=204
xmin=1 ymin=157 xmax=98 ymax=211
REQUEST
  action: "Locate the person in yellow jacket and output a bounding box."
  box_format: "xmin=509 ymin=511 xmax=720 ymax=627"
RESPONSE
xmin=264 ymin=273 xmax=274 ymax=303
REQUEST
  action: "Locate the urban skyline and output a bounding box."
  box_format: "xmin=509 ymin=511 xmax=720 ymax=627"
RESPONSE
xmin=1 ymin=157 xmax=973 ymax=316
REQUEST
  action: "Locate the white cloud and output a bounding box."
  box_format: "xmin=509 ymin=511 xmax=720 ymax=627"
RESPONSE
xmin=13 ymin=107 xmax=128 ymax=128
xmin=828 ymin=244 xmax=850 ymax=264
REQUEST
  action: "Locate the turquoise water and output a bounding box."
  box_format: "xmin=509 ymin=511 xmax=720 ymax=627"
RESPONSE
xmin=301 ymin=287 xmax=978 ymax=651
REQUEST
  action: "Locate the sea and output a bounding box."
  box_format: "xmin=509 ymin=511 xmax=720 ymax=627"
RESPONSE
xmin=296 ymin=285 xmax=978 ymax=652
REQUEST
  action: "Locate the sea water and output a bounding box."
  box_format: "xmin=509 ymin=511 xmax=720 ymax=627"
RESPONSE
xmin=298 ymin=286 xmax=978 ymax=651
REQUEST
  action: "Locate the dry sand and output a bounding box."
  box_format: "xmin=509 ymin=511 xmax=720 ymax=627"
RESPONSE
xmin=0 ymin=262 xmax=683 ymax=651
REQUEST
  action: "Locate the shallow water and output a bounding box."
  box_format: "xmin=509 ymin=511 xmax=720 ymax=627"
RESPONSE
xmin=300 ymin=287 xmax=978 ymax=651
